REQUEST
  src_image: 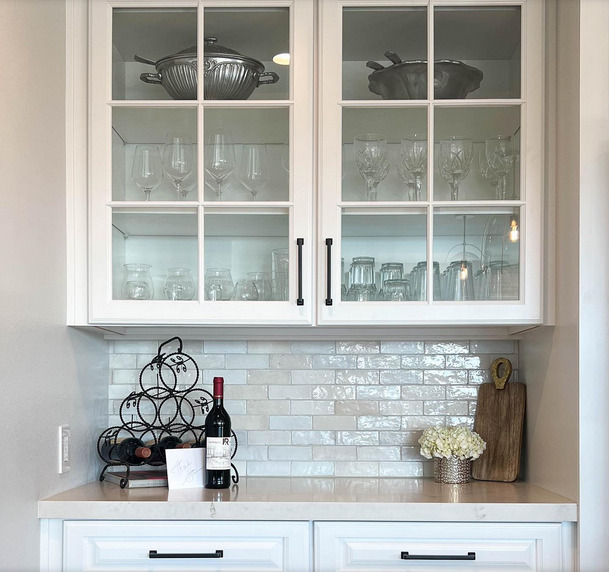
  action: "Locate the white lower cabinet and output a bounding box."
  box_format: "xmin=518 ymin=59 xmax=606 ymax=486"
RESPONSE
xmin=43 ymin=519 xmax=575 ymax=572
xmin=314 ymin=522 xmax=572 ymax=572
xmin=59 ymin=521 xmax=310 ymax=571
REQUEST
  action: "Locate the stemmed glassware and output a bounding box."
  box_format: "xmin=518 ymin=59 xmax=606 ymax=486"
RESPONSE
xmin=353 ymin=134 xmax=388 ymax=201
xmin=439 ymin=137 xmax=474 ymax=200
xmin=205 ymin=130 xmax=235 ymax=200
xmin=162 ymin=133 xmax=194 ymax=200
xmin=478 ymin=150 xmax=501 ymax=199
xmin=399 ymin=136 xmax=427 ymax=201
xmin=131 ymin=145 xmax=163 ymax=201
xmin=239 ymin=144 xmax=269 ymax=200
xmin=485 ymin=135 xmax=515 ymax=200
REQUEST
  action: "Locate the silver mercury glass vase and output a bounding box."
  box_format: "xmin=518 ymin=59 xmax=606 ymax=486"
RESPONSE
xmin=433 ymin=457 xmax=471 ymax=484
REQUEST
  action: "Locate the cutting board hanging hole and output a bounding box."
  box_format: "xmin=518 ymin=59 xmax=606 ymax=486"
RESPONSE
xmin=491 ymin=357 xmax=513 ymax=390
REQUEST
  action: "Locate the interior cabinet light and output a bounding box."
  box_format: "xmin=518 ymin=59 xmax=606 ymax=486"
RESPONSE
xmin=509 ymin=219 xmax=520 ymax=242
xmin=273 ymin=53 xmax=291 ymax=65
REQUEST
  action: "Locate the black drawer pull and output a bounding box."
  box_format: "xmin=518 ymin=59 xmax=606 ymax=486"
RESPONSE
xmin=401 ymin=551 xmax=475 ymax=561
xmin=297 ymin=238 xmax=304 ymax=306
xmin=325 ymin=238 xmax=333 ymax=306
xmin=149 ymin=549 xmax=223 ymax=559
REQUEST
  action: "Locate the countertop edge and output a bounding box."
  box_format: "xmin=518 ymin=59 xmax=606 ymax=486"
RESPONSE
xmin=38 ymin=500 xmax=577 ymax=522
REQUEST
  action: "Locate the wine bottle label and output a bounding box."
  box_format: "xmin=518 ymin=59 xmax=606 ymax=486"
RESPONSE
xmin=205 ymin=437 xmax=231 ymax=470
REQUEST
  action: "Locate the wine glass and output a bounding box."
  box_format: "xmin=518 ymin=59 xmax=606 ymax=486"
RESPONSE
xmin=439 ymin=137 xmax=474 ymax=200
xmin=204 ymin=130 xmax=235 ymax=200
xmin=357 ymin=156 xmax=389 ymax=201
xmin=485 ymin=135 xmax=515 ymax=200
xmin=353 ymin=134 xmax=388 ymax=201
xmin=131 ymin=145 xmax=163 ymax=201
xmin=396 ymin=160 xmax=416 ymax=201
xmin=478 ymin=149 xmax=502 ymax=199
xmin=239 ymin=144 xmax=269 ymax=200
xmin=400 ymin=136 xmax=427 ymax=201
xmin=162 ymin=133 xmax=194 ymax=200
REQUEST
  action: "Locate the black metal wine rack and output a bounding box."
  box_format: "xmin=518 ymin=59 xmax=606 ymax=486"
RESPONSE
xmin=97 ymin=336 xmax=239 ymax=488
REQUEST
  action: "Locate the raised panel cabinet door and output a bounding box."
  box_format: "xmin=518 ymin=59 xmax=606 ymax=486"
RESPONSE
xmin=63 ymin=520 xmax=310 ymax=571
xmin=314 ymin=522 xmax=567 ymax=571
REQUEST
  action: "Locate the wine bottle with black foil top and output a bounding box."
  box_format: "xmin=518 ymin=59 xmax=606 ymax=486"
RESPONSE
xmin=101 ymin=437 xmax=151 ymax=465
xmin=204 ymin=376 xmax=232 ymax=489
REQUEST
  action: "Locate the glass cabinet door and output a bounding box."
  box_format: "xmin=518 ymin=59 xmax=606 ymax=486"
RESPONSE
xmin=320 ymin=0 xmax=543 ymax=325
xmin=90 ymin=0 xmax=313 ymax=324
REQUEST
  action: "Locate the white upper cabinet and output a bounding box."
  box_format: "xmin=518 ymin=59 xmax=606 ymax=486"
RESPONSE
xmin=82 ymin=0 xmax=543 ymax=327
xmin=318 ymin=0 xmax=544 ymax=326
xmin=88 ymin=0 xmax=314 ymax=325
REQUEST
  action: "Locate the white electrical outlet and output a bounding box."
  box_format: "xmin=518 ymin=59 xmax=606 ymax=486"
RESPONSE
xmin=58 ymin=425 xmax=71 ymax=474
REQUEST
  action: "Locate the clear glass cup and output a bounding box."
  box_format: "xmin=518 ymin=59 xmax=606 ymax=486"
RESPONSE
xmin=439 ymin=137 xmax=474 ymax=200
xmin=353 ymin=134 xmax=388 ymax=201
xmin=233 ymin=280 xmax=259 ymax=301
xmin=239 ymin=144 xmax=269 ymax=200
xmin=400 ymin=136 xmax=427 ymax=201
xmin=246 ymin=272 xmax=272 ymax=301
xmin=121 ymin=263 xmax=154 ymax=300
xmin=272 ymin=248 xmax=289 ymax=301
xmin=131 ymin=145 xmax=163 ymax=201
xmin=444 ymin=260 xmax=475 ymax=301
xmin=204 ymin=268 xmax=234 ymax=301
xmin=348 ymin=257 xmax=376 ymax=300
xmin=382 ymin=279 xmax=411 ymax=301
xmin=162 ymin=132 xmax=194 ymax=200
xmin=204 ymin=129 xmax=235 ymax=200
xmin=349 ymin=256 xmax=375 ymax=287
xmin=410 ymin=261 xmax=441 ymax=301
xmin=378 ymin=263 xmax=404 ymax=299
xmin=163 ymin=267 xmax=195 ymax=301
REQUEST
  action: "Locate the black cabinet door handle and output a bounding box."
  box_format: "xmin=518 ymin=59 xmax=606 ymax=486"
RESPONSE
xmin=325 ymin=238 xmax=333 ymax=306
xmin=401 ymin=551 xmax=476 ymax=561
xmin=297 ymin=238 xmax=304 ymax=306
xmin=149 ymin=549 xmax=223 ymax=559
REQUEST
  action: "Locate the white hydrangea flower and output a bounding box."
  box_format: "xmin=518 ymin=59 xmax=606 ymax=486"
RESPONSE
xmin=418 ymin=425 xmax=486 ymax=460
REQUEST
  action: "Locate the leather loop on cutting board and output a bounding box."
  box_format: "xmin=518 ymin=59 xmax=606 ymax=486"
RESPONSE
xmin=491 ymin=357 xmax=513 ymax=390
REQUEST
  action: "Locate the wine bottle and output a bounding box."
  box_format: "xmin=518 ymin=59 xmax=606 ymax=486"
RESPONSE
xmin=147 ymin=435 xmax=191 ymax=464
xmin=101 ymin=437 xmax=151 ymax=464
xmin=204 ymin=377 xmax=232 ymax=489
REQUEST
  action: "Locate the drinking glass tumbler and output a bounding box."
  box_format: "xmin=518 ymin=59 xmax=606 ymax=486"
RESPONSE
xmin=122 ymin=263 xmax=154 ymax=300
xmin=233 ymin=280 xmax=259 ymax=301
xmin=348 ymin=257 xmax=377 ymax=301
xmin=382 ymin=279 xmax=411 ymax=301
xmin=163 ymin=267 xmax=195 ymax=301
xmin=272 ymin=248 xmax=289 ymax=301
xmin=204 ymin=268 xmax=234 ymax=301
xmin=246 ymin=272 xmax=272 ymax=301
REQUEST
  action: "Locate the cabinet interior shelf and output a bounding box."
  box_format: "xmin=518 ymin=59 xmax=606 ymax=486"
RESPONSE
xmin=112 ymin=212 xmax=289 ymax=238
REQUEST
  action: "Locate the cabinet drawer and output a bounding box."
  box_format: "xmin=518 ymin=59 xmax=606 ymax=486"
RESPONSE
xmin=63 ymin=521 xmax=309 ymax=571
xmin=314 ymin=522 xmax=565 ymax=571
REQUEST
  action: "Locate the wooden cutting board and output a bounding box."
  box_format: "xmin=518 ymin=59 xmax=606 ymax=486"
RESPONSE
xmin=472 ymin=357 xmax=526 ymax=482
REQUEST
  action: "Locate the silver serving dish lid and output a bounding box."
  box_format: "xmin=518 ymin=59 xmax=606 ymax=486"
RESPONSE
xmin=155 ymin=38 xmax=263 ymax=68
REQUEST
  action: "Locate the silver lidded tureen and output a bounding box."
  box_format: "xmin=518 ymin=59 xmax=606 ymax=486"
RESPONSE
xmin=135 ymin=37 xmax=279 ymax=100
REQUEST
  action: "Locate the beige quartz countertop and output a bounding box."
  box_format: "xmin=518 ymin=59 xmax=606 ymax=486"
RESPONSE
xmin=39 ymin=477 xmax=577 ymax=522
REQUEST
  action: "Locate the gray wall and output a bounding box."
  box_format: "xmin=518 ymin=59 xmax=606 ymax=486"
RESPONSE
xmin=0 ymin=1 xmax=106 ymax=569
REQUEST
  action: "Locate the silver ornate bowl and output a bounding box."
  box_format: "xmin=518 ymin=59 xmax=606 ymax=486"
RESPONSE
xmin=367 ymin=52 xmax=483 ymax=100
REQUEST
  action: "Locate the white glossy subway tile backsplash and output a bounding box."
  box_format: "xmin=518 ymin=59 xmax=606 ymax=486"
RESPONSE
xmin=108 ymin=338 xmax=518 ymax=477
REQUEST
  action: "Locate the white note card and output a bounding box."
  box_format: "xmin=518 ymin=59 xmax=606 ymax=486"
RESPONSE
xmin=166 ymin=448 xmax=206 ymax=490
